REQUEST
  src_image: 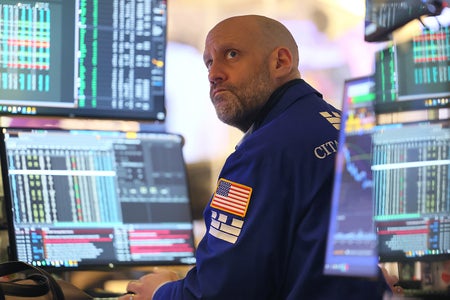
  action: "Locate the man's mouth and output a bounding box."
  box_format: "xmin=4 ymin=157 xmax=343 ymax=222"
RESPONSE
xmin=212 ymin=88 xmax=226 ymax=98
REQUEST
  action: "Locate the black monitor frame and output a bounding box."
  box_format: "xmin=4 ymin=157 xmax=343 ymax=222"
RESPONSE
xmin=0 ymin=0 xmax=167 ymax=121
xmin=324 ymin=75 xmax=380 ymax=278
xmin=374 ymin=25 xmax=450 ymax=114
xmin=0 ymin=127 xmax=196 ymax=271
xmin=372 ymin=120 xmax=450 ymax=263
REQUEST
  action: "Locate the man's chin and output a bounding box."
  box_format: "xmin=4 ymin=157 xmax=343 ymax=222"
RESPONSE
xmin=212 ymin=91 xmax=230 ymax=102
xmin=216 ymin=112 xmax=234 ymax=126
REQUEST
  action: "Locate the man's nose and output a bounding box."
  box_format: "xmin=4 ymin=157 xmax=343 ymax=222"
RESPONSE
xmin=208 ymin=62 xmax=226 ymax=85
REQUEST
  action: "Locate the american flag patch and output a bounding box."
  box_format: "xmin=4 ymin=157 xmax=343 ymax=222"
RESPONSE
xmin=210 ymin=179 xmax=252 ymax=217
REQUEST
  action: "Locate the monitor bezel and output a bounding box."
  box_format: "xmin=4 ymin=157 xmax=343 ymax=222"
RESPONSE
xmin=0 ymin=0 xmax=168 ymax=122
xmin=0 ymin=127 xmax=197 ymax=271
xmin=373 ymin=119 xmax=450 ymax=263
xmin=324 ymin=75 xmax=380 ymax=278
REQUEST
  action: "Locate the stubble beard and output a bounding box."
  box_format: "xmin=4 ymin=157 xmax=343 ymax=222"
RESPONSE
xmin=213 ymin=69 xmax=273 ymax=132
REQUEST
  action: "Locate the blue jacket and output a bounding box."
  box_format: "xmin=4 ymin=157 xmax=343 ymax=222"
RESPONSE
xmin=155 ymin=79 xmax=387 ymax=299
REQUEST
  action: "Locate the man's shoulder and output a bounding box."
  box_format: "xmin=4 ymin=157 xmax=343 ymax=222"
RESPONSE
xmin=267 ymin=98 xmax=340 ymax=139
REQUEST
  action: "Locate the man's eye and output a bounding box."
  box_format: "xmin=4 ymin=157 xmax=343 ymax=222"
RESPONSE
xmin=226 ymin=50 xmax=238 ymax=59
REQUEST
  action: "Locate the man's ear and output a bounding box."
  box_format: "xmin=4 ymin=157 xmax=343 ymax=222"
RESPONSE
xmin=272 ymin=47 xmax=294 ymax=78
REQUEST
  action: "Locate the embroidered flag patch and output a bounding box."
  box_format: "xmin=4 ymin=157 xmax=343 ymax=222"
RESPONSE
xmin=209 ymin=210 xmax=244 ymax=244
xmin=210 ymin=178 xmax=252 ymax=217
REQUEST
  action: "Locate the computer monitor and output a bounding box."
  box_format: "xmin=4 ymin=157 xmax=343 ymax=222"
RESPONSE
xmin=0 ymin=128 xmax=196 ymax=270
xmin=0 ymin=0 xmax=167 ymax=121
xmin=364 ymin=0 xmax=446 ymax=42
xmin=374 ymin=25 xmax=450 ymax=113
xmin=373 ymin=119 xmax=450 ymax=262
xmin=324 ymin=75 xmax=380 ymax=277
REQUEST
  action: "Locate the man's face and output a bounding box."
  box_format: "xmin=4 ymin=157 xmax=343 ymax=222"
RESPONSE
xmin=203 ymin=20 xmax=275 ymax=132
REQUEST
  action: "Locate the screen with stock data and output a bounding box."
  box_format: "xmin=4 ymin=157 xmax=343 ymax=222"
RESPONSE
xmin=372 ymin=26 xmax=450 ymax=262
xmin=325 ymin=74 xmax=450 ymax=277
xmin=373 ymin=121 xmax=450 ymax=262
xmin=0 ymin=0 xmax=167 ymax=121
xmin=0 ymin=128 xmax=196 ymax=270
xmin=375 ymin=25 xmax=450 ymax=113
xmin=324 ymin=75 xmax=380 ymax=277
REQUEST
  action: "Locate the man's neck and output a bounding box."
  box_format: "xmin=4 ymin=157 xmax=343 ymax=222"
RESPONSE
xmin=252 ymin=79 xmax=302 ymax=131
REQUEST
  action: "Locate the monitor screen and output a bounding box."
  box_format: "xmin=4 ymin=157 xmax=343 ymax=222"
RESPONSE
xmin=324 ymin=75 xmax=380 ymax=277
xmin=364 ymin=0 xmax=446 ymax=42
xmin=373 ymin=120 xmax=450 ymax=262
xmin=0 ymin=0 xmax=167 ymax=121
xmin=374 ymin=25 xmax=450 ymax=113
xmin=0 ymin=128 xmax=196 ymax=270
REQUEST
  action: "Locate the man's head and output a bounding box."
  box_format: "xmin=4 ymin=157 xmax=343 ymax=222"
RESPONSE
xmin=203 ymin=15 xmax=301 ymax=132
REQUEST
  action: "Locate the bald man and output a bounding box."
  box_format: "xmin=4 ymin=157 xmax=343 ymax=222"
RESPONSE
xmin=120 ymin=15 xmax=388 ymax=300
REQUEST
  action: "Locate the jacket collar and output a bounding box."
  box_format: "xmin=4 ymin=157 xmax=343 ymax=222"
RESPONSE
xmin=253 ymin=79 xmax=322 ymax=132
xmin=236 ymin=79 xmax=322 ymax=149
